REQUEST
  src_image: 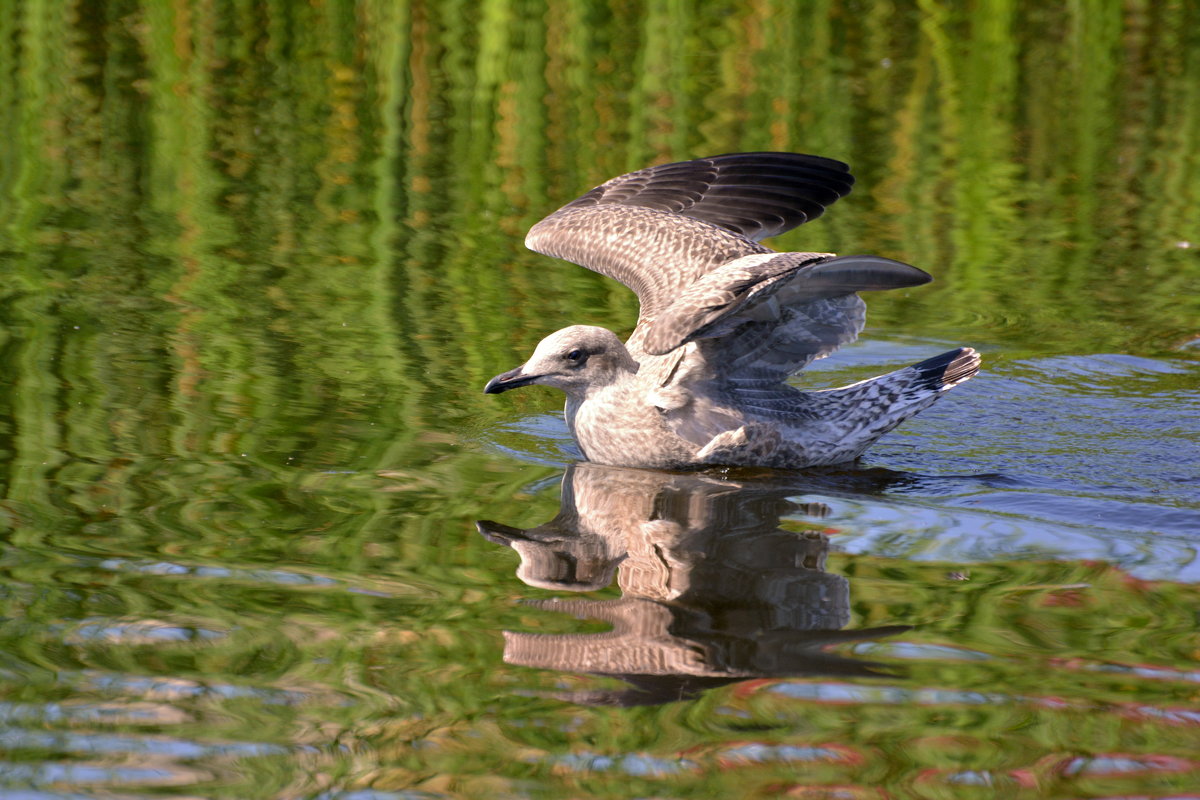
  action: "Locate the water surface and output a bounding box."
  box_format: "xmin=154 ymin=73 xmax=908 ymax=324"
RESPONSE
xmin=1 ymin=2 xmax=1198 ymax=798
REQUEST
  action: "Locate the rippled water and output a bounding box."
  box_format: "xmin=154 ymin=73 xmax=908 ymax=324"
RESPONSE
xmin=1 ymin=2 xmax=1199 ymax=798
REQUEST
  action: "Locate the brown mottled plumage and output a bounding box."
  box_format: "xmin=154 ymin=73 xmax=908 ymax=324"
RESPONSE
xmin=485 ymin=153 xmax=979 ymax=469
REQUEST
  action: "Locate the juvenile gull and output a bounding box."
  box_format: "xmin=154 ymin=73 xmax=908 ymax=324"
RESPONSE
xmin=485 ymin=152 xmax=979 ymax=469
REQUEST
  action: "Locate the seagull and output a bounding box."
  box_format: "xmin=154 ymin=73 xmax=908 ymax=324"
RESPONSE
xmin=484 ymin=152 xmax=979 ymax=469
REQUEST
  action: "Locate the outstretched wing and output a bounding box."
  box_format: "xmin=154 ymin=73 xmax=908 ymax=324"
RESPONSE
xmin=525 ymin=153 xmax=855 ymax=323
xmin=640 ymin=253 xmax=932 ymax=389
xmin=550 ymin=152 xmax=853 ymax=241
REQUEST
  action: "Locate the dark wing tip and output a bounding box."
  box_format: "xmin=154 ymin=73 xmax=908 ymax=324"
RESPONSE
xmin=555 ymin=152 xmax=857 ymax=242
xmin=811 ymin=255 xmax=933 ymax=290
xmin=703 ymin=150 xmax=853 ymax=177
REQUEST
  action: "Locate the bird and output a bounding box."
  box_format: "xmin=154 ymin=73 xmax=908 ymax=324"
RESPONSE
xmin=484 ymin=152 xmax=979 ymax=470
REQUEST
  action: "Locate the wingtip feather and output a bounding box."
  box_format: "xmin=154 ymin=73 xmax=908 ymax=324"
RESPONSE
xmin=815 ymin=255 xmax=933 ymax=289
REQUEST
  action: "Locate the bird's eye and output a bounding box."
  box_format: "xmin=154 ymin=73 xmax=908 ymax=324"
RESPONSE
xmin=565 ymin=349 xmax=583 ymax=362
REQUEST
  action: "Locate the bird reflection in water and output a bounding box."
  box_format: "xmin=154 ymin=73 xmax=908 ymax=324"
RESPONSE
xmin=477 ymin=463 xmax=911 ymax=707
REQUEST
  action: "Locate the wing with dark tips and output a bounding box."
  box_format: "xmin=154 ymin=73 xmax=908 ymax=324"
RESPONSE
xmin=525 ymin=153 xmax=856 ymax=321
xmin=556 ymin=152 xmax=854 ymax=241
xmin=636 ymin=253 xmax=932 ymax=386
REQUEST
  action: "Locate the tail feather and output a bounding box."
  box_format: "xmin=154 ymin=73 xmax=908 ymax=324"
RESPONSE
xmin=804 ymin=346 xmax=981 ymax=463
xmin=910 ymin=347 xmax=981 ymax=391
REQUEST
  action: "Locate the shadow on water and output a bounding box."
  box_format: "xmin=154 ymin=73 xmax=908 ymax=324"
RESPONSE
xmin=477 ymin=462 xmax=939 ymax=707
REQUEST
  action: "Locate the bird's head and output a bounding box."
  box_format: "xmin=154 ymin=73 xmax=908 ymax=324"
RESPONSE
xmin=484 ymin=325 xmax=636 ymax=399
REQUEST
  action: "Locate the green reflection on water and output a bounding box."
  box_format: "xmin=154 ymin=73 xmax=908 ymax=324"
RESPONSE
xmin=0 ymin=1 xmax=1198 ymax=797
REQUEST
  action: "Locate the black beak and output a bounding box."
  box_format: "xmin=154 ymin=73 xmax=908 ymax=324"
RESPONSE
xmin=475 ymin=520 xmax=527 ymax=545
xmin=483 ymin=366 xmax=540 ymax=394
